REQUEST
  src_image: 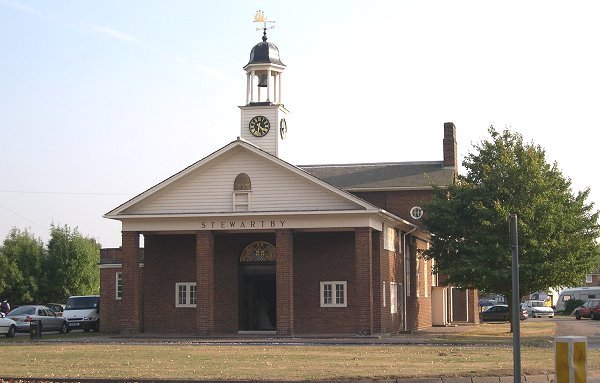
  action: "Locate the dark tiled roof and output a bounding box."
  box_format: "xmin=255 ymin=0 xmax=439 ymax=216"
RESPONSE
xmin=299 ymin=161 xmax=455 ymax=190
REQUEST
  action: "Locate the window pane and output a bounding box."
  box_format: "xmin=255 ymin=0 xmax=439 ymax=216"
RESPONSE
xmin=178 ymin=285 xmax=187 ymax=305
xmin=335 ymin=283 xmax=344 ymax=304
xmin=190 ymin=285 xmax=197 ymax=305
xmin=323 ymin=284 xmax=332 ymax=304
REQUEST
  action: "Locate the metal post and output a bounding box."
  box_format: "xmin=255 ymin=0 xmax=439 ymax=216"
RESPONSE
xmin=510 ymin=214 xmax=521 ymax=383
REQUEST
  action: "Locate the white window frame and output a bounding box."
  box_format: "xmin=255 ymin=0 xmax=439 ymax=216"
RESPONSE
xmin=382 ymin=281 xmax=387 ymax=307
xmin=115 ymin=271 xmax=122 ymax=300
xmin=586 ymin=274 xmax=593 ymax=284
xmin=410 ymin=206 xmax=423 ymax=220
xmin=390 ymin=282 xmax=398 ymax=314
xmin=384 ymin=226 xmax=395 ymax=251
xmin=233 ymin=191 xmax=251 ymax=212
xmin=175 ymin=282 xmax=197 ymax=308
xmin=320 ymin=281 xmax=347 ymax=307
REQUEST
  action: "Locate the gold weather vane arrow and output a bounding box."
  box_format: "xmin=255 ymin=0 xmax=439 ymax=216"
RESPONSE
xmin=254 ymin=10 xmax=276 ymax=36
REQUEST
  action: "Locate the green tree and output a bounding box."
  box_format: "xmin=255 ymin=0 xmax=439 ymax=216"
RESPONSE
xmin=424 ymin=127 xmax=600 ymax=303
xmin=0 ymin=227 xmax=45 ymax=304
xmin=43 ymin=224 xmax=100 ymax=302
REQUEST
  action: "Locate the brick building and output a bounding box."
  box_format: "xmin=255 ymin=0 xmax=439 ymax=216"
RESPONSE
xmin=100 ymin=29 xmax=478 ymax=335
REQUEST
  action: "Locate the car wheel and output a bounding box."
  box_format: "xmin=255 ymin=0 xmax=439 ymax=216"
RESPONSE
xmin=93 ymin=320 xmax=100 ymax=332
xmin=6 ymin=325 xmax=16 ymax=338
xmin=59 ymin=321 xmax=68 ymax=334
xmin=575 ymin=312 xmax=581 ymax=320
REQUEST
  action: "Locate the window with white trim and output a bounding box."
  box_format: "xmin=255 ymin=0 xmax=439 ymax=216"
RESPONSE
xmin=233 ymin=173 xmax=252 ymax=212
xmin=410 ymin=206 xmax=423 ymax=220
xmin=115 ymin=271 xmax=122 ymax=300
xmin=382 ymin=281 xmax=387 ymax=307
xmin=175 ymin=282 xmax=197 ymax=307
xmin=390 ymin=282 xmax=398 ymax=314
xmin=384 ymin=226 xmax=395 ymax=251
xmin=586 ymin=274 xmax=593 ymax=284
xmin=320 ymin=281 xmax=347 ymax=307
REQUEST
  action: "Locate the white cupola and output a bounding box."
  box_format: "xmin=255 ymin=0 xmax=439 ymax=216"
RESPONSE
xmin=239 ymin=12 xmax=289 ymax=158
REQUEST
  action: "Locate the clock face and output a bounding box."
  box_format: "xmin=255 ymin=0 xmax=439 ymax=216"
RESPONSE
xmin=248 ymin=115 xmax=270 ymax=137
xmin=279 ymin=118 xmax=287 ymax=139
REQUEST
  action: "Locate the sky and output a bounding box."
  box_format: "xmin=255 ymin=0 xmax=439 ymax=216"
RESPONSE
xmin=1 ymin=1 xmax=599 ymax=249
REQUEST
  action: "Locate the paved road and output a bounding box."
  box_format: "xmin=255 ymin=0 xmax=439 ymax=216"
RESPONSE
xmin=552 ymin=315 xmax=600 ymax=348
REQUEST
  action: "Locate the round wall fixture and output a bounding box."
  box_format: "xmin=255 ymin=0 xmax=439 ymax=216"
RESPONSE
xmin=410 ymin=206 xmax=423 ymax=220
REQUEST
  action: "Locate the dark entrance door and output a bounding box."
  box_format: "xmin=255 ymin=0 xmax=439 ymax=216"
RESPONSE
xmin=239 ymin=264 xmax=276 ymax=331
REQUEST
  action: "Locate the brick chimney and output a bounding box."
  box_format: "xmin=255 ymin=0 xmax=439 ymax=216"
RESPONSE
xmin=443 ymin=122 xmax=457 ymax=170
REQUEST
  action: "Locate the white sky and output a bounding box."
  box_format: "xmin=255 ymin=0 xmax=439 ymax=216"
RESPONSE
xmin=1 ymin=0 xmax=599 ymax=248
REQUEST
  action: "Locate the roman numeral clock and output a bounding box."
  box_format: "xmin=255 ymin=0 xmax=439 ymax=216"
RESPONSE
xmin=239 ymin=11 xmax=289 ymax=158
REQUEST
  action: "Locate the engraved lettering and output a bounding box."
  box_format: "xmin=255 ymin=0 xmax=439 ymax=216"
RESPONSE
xmin=211 ymin=222 xmax=216 ymax=228
xmin=251 ymin=221 xmax=256 ymax=228
xmin=261 ymin=220 xmax=266 ymax=227
xmin=271 ymin=221 xmax=276 ymax=227
xmin=280 ymin=220 xmax=285 ymax=227
xmin=201 ymin=222 xmax=206 ymax=229
xmin=230 ymin=222 xmax=236 ymax=228
xmin=221 ymin=222 xmax=225 ymax=228
xmin=240 ymin=222 xmax=246 ymax=228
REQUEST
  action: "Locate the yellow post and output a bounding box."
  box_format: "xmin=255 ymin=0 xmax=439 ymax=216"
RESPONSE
xmin=555 ymin=336 xmax=587 ymax=383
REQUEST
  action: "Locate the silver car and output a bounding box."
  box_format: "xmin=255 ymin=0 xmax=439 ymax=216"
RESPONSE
xmin=0 ymin=312 xmax=17 ymax=337
xmin=8 ymin=305 xmax=68 ymax=333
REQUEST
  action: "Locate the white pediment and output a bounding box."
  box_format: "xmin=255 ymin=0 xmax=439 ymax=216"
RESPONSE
xmin=105 ymin=140 xmax=376 ymax=218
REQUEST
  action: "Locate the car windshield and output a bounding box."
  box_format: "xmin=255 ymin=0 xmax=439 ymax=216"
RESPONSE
xmin=65 ymin=297 xmax=98 ymax=310
xmin=9 ymin=306 xmax=35 ymax=315
xmin=531 ymin=301 xmax=544 ymax=307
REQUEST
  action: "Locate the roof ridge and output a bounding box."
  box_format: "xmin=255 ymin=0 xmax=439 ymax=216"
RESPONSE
xmin=298 ymin=161 xmax=443 ymax=168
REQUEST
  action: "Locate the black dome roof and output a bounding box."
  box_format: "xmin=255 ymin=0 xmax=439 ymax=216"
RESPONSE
xmin=246 ymin=33 xmax=285 ymax=67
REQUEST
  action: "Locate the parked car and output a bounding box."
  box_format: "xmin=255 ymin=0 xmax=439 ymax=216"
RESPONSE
xmin=7 ymin=305 xmax=68 ymax=333
xmin=522 ymin=300 xmax=555 ymax=318
xmin=46 ymin=303 xmax=65 ymax=316
xmin=479 ymin=304 xmax=528 ymax=322
xmin=63 ymin=295 xmax=100 ymax=332
xmin=0 ymin=312 xmax=17 ymax=338
xmin=573 ymin=299 xmax=600 ymax=320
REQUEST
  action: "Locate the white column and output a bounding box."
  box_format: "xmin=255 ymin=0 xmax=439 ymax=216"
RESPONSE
xmin=250 ymin=71 xmax=255 ymax=103
xmin=266 ymin=69 xmax=272 ymax=102
xmin=273 ymin=74 xmax=278 ymax=104
xmin=278 ymin=72 xmax=282 ymax=104
xmin=246 ymin=72 xmax=251 ymax=105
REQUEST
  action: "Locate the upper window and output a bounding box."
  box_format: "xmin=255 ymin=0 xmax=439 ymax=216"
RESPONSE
xmin=384 ymin=226 xmax=395 ymax=251
xmin=410 ymin=206 xmax=423 ymax=220
xmin=320 ymin=281 xmax=347 ymax=307
xmin=586 ymin=274 xmax=593 ymax=284
xmin=233 ymin=173 xmax=252 ymax=212
xmin=115 ymin=271 xmax=122 ymax=300
xmin=175 ymin=282 xmax=197 ymax=308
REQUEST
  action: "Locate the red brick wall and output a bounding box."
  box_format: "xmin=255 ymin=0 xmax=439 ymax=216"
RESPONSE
xmin=143 ymin=234 xmax=197 ymax=333
xmin=99 ymin=266 xmax=121 ymax=333
xmin=120 ymin=232 xmax=141 ymax=334
xmin=354 ymin=190 xmax=433 ymax=226
xmin=293 ymin=232 xmax=357 ymax=334
xmin=196 ymin=231 xmax=215 ymax=335
xmin=276 ymin=230 xmax=294 ymax=335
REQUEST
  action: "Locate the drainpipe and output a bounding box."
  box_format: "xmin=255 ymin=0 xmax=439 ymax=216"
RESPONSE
xmin=402 ymin=227 xmax=416 ymax=332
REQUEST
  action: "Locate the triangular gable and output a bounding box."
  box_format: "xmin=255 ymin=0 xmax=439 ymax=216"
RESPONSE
xmin=105 ymin=139 xmax=379 ymax=218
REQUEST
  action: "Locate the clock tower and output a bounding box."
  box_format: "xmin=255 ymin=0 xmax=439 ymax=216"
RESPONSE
xmin=240 ymin=12 xmax=289 ymax=157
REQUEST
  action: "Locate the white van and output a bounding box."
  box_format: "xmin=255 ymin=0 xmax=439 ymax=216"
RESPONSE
xmin=63 ymin=295 xmax=100 ymax=332
xmin=555 ymin=287 xmax=600 ymax=312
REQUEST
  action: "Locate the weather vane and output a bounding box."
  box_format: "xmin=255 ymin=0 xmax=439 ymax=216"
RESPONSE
xmin=253 ymin=10 xmax=275 ymax=41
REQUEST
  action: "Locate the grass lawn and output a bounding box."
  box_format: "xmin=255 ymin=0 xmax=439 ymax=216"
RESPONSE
xmin=0 ymin=321 xmax=598 ymax=381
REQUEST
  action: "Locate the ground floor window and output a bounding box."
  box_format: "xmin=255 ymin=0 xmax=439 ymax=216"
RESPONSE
xmin=115 ymin=271 xmax=122 ymax=300
xmin=175 ymin=282 xmax=197 ymax=307
xmin=320 ymin=281 xmax=347 ymax=307
xmin=390 ymin=282 xmax=398 ymax=314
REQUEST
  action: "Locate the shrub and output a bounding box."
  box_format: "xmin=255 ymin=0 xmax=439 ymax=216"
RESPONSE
xmin=564 ymin=299 xmax=585 ymax=314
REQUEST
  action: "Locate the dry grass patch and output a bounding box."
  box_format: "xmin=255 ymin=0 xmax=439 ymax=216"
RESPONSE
xmin=1 ymin=343 xmax=598 ymax=381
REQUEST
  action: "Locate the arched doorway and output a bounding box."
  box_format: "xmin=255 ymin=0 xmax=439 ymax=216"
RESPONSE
xmin=239 ymin=241 xmax=276 ymax=332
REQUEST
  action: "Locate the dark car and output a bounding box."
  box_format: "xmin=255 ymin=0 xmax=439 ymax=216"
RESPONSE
xmin=573 ymin=299 xmax=600 ymax=320
xmin=479 ymin=304 xmax=528 ymax=322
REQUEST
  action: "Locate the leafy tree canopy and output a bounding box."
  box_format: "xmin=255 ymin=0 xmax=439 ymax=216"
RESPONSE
xmin=44 ymin=224 xmax=100 ymax=302
xmin=424 ymin=127 xmax=600 ymax=300
xmin=0 ymin=228 xmax=44 ymax=303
